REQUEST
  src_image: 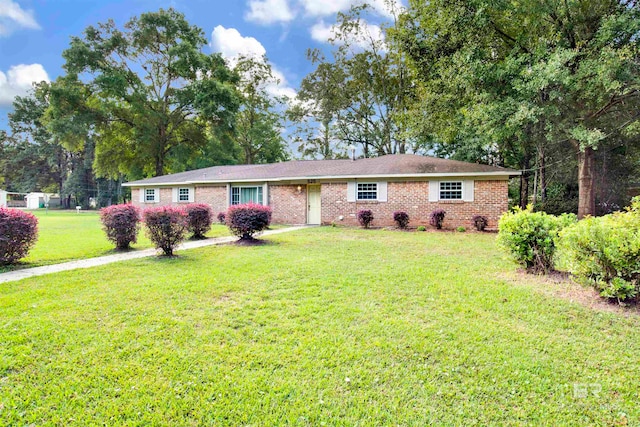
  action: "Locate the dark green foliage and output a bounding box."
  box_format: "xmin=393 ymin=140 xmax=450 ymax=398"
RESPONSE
xmin=0 ymin=208 xmax=38 ymax=265
xmin=557 ymin=197 xmax=640 ymax=302
xmin=497 ymin=207 xmax=576 ymax=272
xmin=53 ymin=8 xmax=239 ymax=179
xmin=99 ymin=204 xmax=141 ymax=250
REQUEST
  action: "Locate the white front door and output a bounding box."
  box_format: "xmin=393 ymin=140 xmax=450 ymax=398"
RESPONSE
xmin=307 ymin=185 xmax=321 ymax=225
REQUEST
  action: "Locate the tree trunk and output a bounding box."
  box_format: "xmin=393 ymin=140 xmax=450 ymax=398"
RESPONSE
xmin=519 ymin=154 xmax=531 ymax=209
xmin=577 ymin=146 xmax=595 ymax=218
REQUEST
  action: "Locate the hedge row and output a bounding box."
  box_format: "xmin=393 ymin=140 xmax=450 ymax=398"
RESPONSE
xmin=100 ymin=203 xmax=214 ymax=256
xmin=498 ymin=197 xmax=640 ymax=303
xmin=357 ymin=210 xmax=490 ymax=231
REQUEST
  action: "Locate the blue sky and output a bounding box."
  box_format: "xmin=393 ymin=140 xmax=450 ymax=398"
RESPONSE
xmin=0 ymin=0 xmax=402 ymax=129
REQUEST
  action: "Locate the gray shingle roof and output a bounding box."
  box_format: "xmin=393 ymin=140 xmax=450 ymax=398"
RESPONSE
xmin=123 ymin=154 xmax=520 ymax=186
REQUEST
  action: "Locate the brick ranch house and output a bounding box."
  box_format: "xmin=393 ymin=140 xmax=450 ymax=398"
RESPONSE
xmin=123 ymin=154 xmax=520 ymax=229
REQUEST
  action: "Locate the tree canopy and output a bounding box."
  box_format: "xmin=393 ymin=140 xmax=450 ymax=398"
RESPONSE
xmin=49 ymin=8 xmax=240 ymax=179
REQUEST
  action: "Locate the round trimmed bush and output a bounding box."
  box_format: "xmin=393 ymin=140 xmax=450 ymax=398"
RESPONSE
xmin=472 ymin=215 xmax=488 ymax=231
xmin=556 ymin=197 xmax=640 ymax=302
xmin=497 ymin=206 xmax=576 ymax=273
xmin=217 ymin=212 xmax=226 ymax=224
xmin=184 ymin=203 xmax=213 ymax=239
xmin=0 ymin=207 xmax=38 ymax=265
xmin=393 ymin=211 xmax=410 ymax=229
xmin=430 ymin=209 xmax=446 ymax=229
xmin=226 ymin=203 xmax=272 ymax=240
xmin=143 ymin=206 xmax=188 ymax=256
xmin=357 ymin=210 xmax=374 ymax=228
xmin=100 ymin=204 xmax=141 ymax=250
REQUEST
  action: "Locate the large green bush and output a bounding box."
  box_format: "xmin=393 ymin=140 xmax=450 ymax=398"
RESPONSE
xmin=497 ymin=206 xmax=576 ymax=272
xmin=556 ymin=197 xmax=640 ymax=302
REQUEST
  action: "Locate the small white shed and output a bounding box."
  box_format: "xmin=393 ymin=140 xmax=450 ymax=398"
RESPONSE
xmin=25 ymin=192 xmax=45 ymax=209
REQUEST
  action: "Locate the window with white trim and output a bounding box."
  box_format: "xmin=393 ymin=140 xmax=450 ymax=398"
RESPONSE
xmin=357 ymin=183 xmax=378 ymax=200
xmin=231 ymin=186 xmax=263 ymax=205
xmin=178 ymin=188 xmax=190 ymax=202
xmin=145 ymin=188 xmax=157 ymax=203
xmin=439 ymin=181 xmax=463 ymax=200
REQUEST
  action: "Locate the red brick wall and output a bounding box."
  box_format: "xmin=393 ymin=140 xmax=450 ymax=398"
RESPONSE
xmin=131 ymin=188 xmax=174 ymax=208
xmin=321 ymin=180 xmax=508 ymax=229
xmin=195 ymin=186 xmax=227 ymax=214
xmin=269 ymin=185 xmax=307 ymax=224
xmin=132 ymin=179 xmax=509 ymax=229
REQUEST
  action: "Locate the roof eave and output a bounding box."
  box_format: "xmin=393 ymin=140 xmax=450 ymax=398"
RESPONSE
xmin=122 ymin=171 xmax=520 ymax=187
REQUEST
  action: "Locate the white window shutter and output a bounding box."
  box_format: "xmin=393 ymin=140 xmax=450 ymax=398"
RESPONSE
xmin=377 ymin=182 xmax=387 ymax=202
xmin=154 ymin=188 xmax=160 ymax=203
xmin=347 ymin=182 xmax=356 ymax=202
xmin=172 ymin=188 xmax=178 ymax=203
xmin=188 ymin=187 xmax=194 ymax=203
xmin=226 ymin=184 xmax=231 ymax=208
xmin=428 ymin=181 xmax=439 ymax=202
xmin=262 ymin=183 xmax=269 ymax=206
xmin=139 ymin=188 xmax=144 ymax=203
xmin=463 ymin=180 xmax=474 ymax=202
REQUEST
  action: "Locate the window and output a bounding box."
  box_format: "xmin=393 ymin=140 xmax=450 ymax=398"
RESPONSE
xmin=231 ymin=186 xmax=263 ymax=205
xmin=178 ymin=188 xmax=190 ymax=202
xmin=439 ymin=181 xmax=463 ymax=200
xmin=145 ymin=188 xmax=157 ymax=203
xmin=357 ymin=183 xmax=378 ymax=200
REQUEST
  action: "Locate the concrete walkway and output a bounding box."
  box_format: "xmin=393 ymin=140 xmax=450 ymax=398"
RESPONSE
xmin=0 ymin=226 xmax=309 ymax=284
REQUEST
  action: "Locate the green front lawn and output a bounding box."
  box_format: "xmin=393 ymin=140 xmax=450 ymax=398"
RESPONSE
xmin=1 ymin=228 xmax=639 ymax=425
xmin=1 ymin=210 xmax=231 ymax=272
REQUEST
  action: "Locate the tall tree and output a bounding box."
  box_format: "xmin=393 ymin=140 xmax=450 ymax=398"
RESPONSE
xmin=394 ymin=0 xmax=640 ymax=217
xmin=2 ymin=83 xmax=68 ymax=194
xmin=50 ymin=8 xmax=240 ymax=179
xmin=233 ymin=56 xmax=289 ymax=164
xmin=295 ymin=3 xmax=420 ymax=158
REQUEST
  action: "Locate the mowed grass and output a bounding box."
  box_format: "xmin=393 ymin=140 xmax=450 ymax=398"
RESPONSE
xmin=0 ymin=210 xmax=231 ymax=272
xmin=1 ymin=228 xmax=639 ymax=425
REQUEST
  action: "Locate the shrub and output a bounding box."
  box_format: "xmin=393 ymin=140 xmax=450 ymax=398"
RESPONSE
xmin=357 ymin=210 xmax=374 ymax=228
xmin=99 ymin=204 xmax=140 ymax=250
xmin=417 ymin=225 xmax=426 ymax=232
xmin=393 ymin=211 xmax=410 ymax=229
xmin=184 ymin=203 xmax=213 ymax=239
xmin=429 ymin=209 xmax=446 ymax=229
xmin=556 ymin=197 xmax=640 ymax=302
xmin=497 ymin=206 xmax=576 ymax=273
xmin=457 ymin=226 xmax=466 ymax=232
xmin=226 ymin=203 xmax=272 ymax=240
xmin=143 ymin=206 xmax=188 ymax=256
xmin=472 ymin=215 xmax=488 ymax=232
xmin=217 ymin=212 xmax=226 ymax=224
xmin=0 ymin=208 xmax=38 ymax=265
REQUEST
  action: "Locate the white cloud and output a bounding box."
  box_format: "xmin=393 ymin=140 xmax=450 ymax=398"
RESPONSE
xmin=310 ymin=20 xmax=334 ymax=43
xmin=245 ymin=0 xmax=294 ymax=25
xmin=266 ymin=68 xmax=297 ymax=100
xmin=210 ymin=26 xmax=296 ymax=101
xmin=0 ymin=0 xmax=40 ymax=36
xmin=0 ymin=63 xmax=49 ymax=106
xmin=299 ymin=0 xmax=403 ymax=19
xmin=310 ymin=19 xmax=386 ymax=51
xmin=211 ymin=25 xmax=266 ymax=66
